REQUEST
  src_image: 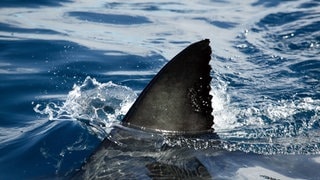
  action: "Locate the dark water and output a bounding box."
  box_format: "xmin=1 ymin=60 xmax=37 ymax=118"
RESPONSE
xmin=0 ymin=0 xmax=319 ymax=179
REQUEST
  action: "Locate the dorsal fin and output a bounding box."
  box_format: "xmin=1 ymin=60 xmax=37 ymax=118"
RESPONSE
xmin=123 ymin=39 xmax=213 ymax=133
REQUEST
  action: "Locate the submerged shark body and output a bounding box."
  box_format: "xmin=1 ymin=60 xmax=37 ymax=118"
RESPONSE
xmin=73 ymin=39 xmax=218 ymax=179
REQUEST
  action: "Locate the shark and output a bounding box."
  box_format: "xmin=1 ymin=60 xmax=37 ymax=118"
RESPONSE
xmin=73 ymin=39 xmax=218 ymax=179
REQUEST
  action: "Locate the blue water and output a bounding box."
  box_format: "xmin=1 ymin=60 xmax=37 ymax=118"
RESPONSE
xmin=0 ymin=0 xmax=319 ymax=179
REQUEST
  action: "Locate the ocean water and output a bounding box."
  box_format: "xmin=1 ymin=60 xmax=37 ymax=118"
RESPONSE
xmin=0 ymin=0 xmax=319 ymax=179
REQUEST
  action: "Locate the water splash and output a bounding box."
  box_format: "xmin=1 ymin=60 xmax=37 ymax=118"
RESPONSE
xmin=210 ymin=72 xmax=320 ymax=154
xmin=34 ymin=76 xmax=137 ymax=138
xmin=34 ymin=75 xmax=320 ymax=154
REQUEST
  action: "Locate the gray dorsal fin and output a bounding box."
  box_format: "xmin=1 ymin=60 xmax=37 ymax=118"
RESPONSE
xmin=123 ymin=39 xmax=213 ymax=133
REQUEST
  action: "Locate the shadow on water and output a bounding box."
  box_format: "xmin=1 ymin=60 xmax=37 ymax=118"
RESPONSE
xmin=252 ymin=0 xmax=296 ymax=7
xmin=0 ymin=0 xmax=73 ymax=8
xmin=0 ymin=23 xmax=61 ymax=36
xmin=68 ymin=12 xmax=152 ymax=25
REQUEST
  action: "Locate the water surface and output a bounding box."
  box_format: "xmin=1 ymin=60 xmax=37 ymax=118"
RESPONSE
xmin=0 ymin=0 xmax=319 ymax=179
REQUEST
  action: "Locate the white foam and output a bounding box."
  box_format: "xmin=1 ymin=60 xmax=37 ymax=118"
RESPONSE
xmin=34 ymin=76 xmax=137 ymax=138
xmin=235 ymin=166 xmax=302 ymax=180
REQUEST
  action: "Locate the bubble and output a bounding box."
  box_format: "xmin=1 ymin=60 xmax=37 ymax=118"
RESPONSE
xmin=34 ymin=76 xmax=137 ymax=138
